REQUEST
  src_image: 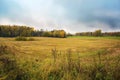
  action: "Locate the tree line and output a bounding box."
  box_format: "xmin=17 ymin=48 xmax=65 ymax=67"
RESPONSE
xmin=0 ymin=25 xmax=119 ymax=37
xmin=0 ymin=25 xmax=66 ymax=38
xmin=75 ymin=29 xmax=120 ymax=37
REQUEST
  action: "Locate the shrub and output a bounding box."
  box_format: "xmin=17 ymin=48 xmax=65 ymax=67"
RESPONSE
xmin=15 ymin=37 xmax=35 ymax=41
xmin=15 ymin=37 xmax=27 ymax=41
xmin=28 ymin=38 xmax=35 ymax=41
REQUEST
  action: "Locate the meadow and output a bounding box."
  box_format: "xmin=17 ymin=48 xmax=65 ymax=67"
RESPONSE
xmin=0 ymin=36 xmax=120 ymax=80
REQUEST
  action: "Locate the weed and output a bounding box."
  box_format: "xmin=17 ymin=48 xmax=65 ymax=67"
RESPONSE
xmin=51 ymin=48 xmax=58 ymax=64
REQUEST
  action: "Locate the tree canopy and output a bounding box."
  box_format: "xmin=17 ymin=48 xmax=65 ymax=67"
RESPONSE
xmin=0 ymin=25 xmax=66 ymax=38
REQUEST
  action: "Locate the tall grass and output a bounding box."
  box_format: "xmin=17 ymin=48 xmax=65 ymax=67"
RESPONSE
xmin=0 ymin=44 xmax=31 ymax=80
xmin=0 ymin=44 xmax=120 ymax=80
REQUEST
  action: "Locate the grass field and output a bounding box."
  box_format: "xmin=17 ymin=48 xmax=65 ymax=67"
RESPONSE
xmin=0 ymin=36 xmax=120 ymax=80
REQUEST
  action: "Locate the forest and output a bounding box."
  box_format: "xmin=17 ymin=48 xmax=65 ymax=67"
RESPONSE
xmin=0 ymin=25 xmax=66 ymax=38
xmin=0 ymin=25 xmax=120 ymax=38
xmin=75 ymin=29 xmax=120 ymax=37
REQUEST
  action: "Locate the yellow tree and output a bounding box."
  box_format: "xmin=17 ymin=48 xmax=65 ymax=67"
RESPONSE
xmin=93 ymin=29 xmax=102 ymax=36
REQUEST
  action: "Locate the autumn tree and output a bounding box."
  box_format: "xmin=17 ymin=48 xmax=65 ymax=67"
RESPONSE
xmin=93 ymin=29 xmax=102 ymax=36
xmin=0 ymin=25 xmax=67 ymax=38
xmin=0 ymin=25 xmax=34 ymax=37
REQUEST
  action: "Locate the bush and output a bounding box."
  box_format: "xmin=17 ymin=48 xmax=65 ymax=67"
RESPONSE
xmin=15 ymin=37 xmax=27 ymax=41
xmin=28 ymin=38 xmax=35 ymax=41
xmin=15 ymin=37 xmax=35 ymax=41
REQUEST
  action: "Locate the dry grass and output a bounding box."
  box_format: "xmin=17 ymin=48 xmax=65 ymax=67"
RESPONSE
xmin=0 ymin=37 xmax=120 ymax=66
xmin=0 ymin=37 xmax=120 ymax=80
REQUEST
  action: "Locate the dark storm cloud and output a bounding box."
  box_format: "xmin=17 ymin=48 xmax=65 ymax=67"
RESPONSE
xmin=0 ymin=0 xmax=120 ymax=32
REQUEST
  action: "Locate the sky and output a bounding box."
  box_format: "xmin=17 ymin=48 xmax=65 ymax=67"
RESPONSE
xmin=0 ymin=0 xmax=120 ymax=33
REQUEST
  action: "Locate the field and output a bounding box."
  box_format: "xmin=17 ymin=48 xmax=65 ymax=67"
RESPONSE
xmin=0 ymin=36 xmax=120 ymax=80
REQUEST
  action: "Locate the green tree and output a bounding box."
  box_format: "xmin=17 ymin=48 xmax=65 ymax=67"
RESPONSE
xmin=93 ymin=29 xmax=102 ymax=36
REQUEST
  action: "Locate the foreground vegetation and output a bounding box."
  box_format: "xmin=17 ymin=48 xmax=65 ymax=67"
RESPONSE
xmin=0 ymin=37 xmax=120 ymax=80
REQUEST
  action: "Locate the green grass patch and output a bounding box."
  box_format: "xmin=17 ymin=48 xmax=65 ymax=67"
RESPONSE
xmin=68 ymin=36 xmax=120 ymax=40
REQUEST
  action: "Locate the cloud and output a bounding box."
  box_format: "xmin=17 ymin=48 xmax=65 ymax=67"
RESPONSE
xmin=0 ymin=0 xmax=120 ymax=33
